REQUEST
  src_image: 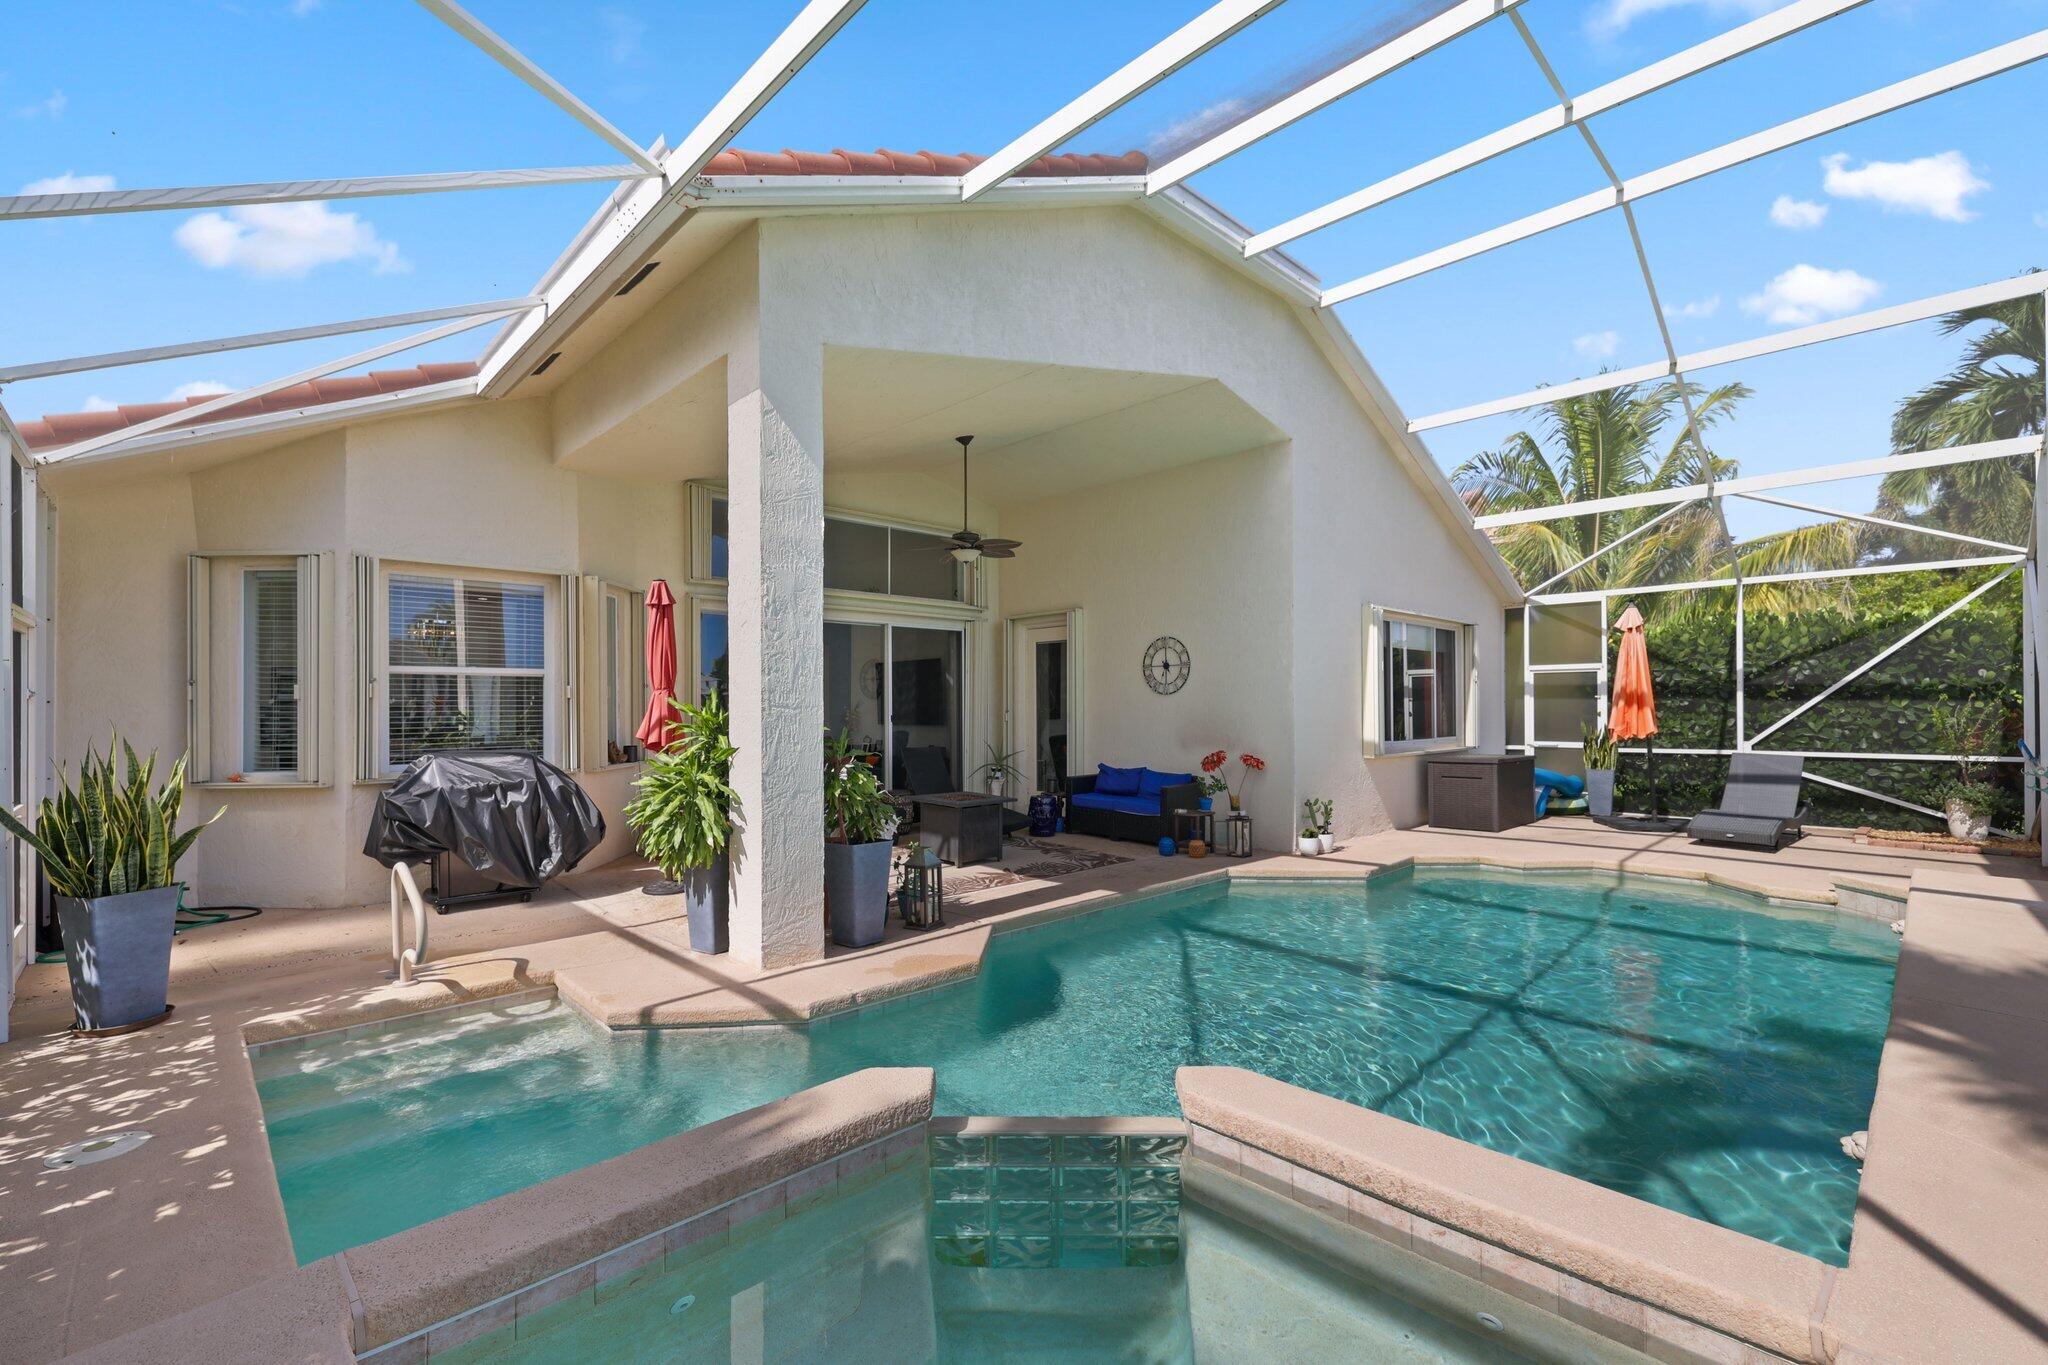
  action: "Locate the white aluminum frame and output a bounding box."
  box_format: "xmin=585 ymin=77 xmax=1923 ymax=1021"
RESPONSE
xmin=1416 ymin=272 xmax=2048 ymax=433
xmin=1322 ymin=29 xmax=2048 ymax=306
xmin=1247 ymin=0 xmax=1869 ymax=256
xmin=412 ymin=0 xmax=661 ymax=175
xmin=960 ymin=0 xmax=1285 ymax=202
xmin=1144 ymin=0 xmax=1526 ymax=195
xmin=0 ymin=167 xmax=645 ymax=222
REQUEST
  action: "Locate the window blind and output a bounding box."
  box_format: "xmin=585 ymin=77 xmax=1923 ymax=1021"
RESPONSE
xmin=243 ymin=568 xmax=299 ymax=772
xmin=386 ymin=572 xmax=546 ymax=764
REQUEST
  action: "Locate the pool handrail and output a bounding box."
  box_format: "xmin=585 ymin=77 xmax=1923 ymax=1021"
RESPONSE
xmin=389 ymin=860 xmax=429 ymax=983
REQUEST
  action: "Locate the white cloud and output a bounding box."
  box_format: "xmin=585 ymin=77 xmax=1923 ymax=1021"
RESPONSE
xmin=1588 ymin=0 xmax=1772 ymax=37
xmin=166 ymin=381 xmax=233 ymax=402
xmin=2036 ymin=210 xmax=2048 ymax=230
xmin=19 ymin=171 xmax=115 ymax=196
xmin=1665 ymin=295 xmax=1721 ymax=321
xmin=14 ymin=89 xmax=66 ymax=119
xmin=174 ymin=201 xmax=408 ymax=279
xmin=1769 ymin=195 xmax=1828 ymax=230
xmin=1573 ymin=330 xmax=1621 ymax=360
xmin=80 ymin=396 xmax=118 ymax=413
xmin=1741 ymin=264 xmax=1881 ymax=326
xmin=1146 ymin=98 xmax=1248 ymax=155
xmin=290 ymin=0 xmax=322 ymax=14
xmin=599 ymin=7 xmax=645 ymax=64
xmin=1820 ymin=151 xmax=1988 ymax=222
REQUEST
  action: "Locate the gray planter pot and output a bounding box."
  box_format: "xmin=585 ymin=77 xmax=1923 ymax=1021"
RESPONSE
xmin=681 ymin=855 xmax=730 ymax=954
xmin=825 ymin=839 xmax=892 ymax=948
xmin=1585 ymin=769 xmax=1616 ymax=819
xmin=55 ymin=884 xmax=180 ymax=1032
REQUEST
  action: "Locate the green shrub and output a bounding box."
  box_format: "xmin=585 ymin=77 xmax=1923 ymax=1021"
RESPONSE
xmin=625 ymin=693 xmax=738 ymax=880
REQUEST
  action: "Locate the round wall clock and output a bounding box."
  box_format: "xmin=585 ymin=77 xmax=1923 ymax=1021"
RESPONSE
xmin=1142 ymin=636 xmax=1191 ymax=695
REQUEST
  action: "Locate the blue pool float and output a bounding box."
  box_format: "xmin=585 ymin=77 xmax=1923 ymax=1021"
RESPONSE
xmin=1532 ymin=767 xmax=1585 ymax=818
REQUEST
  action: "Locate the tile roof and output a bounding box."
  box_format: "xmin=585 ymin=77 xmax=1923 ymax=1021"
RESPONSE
xmin=19 ymin=148 xmax=1147 ymax=452
xmin=701 ymin=147 xmax=1149 ymax=177
xmin=18 ymin=362 xmax=480 ymax=453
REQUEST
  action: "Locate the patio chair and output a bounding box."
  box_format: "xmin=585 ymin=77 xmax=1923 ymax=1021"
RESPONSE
xmin=1687 ymin=753 xmax=1808 ymax=850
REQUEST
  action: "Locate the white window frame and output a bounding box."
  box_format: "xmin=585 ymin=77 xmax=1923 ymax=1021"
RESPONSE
xmin=687 ymin=482 xmax=974 ymax=607
xmin=581 ymin=577 xmax=646 ymax=769
xmin=1364 ymin=605 xmax=1476 ymax=758
xmin=187 ymin=551 xmax=327 ymax=786
xmin=361 ymin=558 xmax=567 ymax=780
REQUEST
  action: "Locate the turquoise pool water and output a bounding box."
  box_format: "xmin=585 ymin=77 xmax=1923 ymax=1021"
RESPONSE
xmin=253 ymin=869 xmax=1898 ymax=1265
xmin=432 ymin=1135 xmax=1579 ymax=1363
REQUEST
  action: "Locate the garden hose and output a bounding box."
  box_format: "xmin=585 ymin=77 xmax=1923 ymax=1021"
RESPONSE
xmin=34 ymin=886 xmax=262 ymax=964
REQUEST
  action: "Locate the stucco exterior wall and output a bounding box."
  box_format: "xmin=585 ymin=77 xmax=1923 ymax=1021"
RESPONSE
xmin=1000 ymin=446 xmax=1296 ymax=847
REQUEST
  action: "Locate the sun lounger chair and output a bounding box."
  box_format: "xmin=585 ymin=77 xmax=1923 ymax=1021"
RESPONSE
xmin=1687 ymin=752 xmax=1808 ymax=850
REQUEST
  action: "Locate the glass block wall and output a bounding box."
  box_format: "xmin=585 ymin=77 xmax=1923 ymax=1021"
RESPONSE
xmin=927 ymin=1130 xmax=1185 ymax=1270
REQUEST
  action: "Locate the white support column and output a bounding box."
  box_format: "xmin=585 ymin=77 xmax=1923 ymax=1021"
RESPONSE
xmin=725 ymin=337 xmax=826 ymax=970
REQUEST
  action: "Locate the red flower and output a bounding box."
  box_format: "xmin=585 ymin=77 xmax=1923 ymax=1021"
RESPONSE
xmin=1201 ymin=749 xmax=1228 ymax=773
xmin=1240 ymin=754 xmax=1265 ymax=772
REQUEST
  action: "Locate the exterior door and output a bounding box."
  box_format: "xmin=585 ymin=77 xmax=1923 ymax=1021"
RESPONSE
xmin=1010 ymin=618 xmax=1070 ymax=797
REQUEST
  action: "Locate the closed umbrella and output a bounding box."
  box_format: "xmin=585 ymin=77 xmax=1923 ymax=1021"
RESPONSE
xmin=1608 ymin=604 xmax=1675 ymax=827
xmin=635 ymin=579 xmax=679 ymax=754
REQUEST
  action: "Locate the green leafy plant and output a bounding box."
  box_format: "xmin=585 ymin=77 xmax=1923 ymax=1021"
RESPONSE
xmin=972 ymin=741 xmax=1025 ymax=793
xmin=625 ymin=693 xmax=738 ymax=880
xmin=1932 ymin=691 xmax=2002 ymax=817
xmin=0 ymin=737 xmax=223 ymax=899
xmin=1582 ymin=723 xmax=1618 ymax=772
xmin=825 ymin=729 xmax=896 ymax=845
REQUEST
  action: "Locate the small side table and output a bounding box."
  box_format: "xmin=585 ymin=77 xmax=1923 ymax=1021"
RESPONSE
xmin=1172 ymin=807 xmax=1213 ymax=857
xmin=1221 ymin=813 xmax=1254 ymax=858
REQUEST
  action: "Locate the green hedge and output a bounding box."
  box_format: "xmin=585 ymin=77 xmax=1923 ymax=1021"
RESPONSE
xmin=1605 ymin=568 xmax=2025 ymax=831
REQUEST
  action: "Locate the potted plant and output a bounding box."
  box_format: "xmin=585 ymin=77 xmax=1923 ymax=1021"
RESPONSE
xmin=972 ymin=742 xmax=1025 ymax=802
xmin=1932 ymin=692 xmax=2000 ymax=841
xmin=0 ymin=737 xmax=223 ymax=1033
xmin=825 ymin=729 xmax=897 ymax=948
xmin=625 ymin=692 xmax=738 ymax=954
xmin=1297 ymin=825 xmax=1321 ymax=857
xmin=1582 ymin=723 xmax=1618 ymax=819
xmin=1302 ymin=794 xmax=1335 ymax=847
xmin=1201 ymin=750 xmax=1265 ymax=813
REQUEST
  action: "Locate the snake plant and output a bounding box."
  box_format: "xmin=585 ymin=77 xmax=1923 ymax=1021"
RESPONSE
xmin=0 ymin=737 xmax=224 ymax=899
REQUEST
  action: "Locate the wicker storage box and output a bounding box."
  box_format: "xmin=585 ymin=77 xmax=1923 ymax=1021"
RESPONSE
xmin=1426 ymin=753 xmax=1535 ymax=832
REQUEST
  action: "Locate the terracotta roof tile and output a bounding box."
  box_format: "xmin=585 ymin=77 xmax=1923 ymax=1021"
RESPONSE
xmin=19 ymin=361 xmax=479 ymax=453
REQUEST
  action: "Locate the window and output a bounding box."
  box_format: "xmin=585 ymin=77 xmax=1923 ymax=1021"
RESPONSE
xmin=697 ymin=608 xmax=727 ymax=702
xmin=701 ymin=495 xmax=962 ymax=603
xmin=1366 ymin=607 xmax=1469 ymax=755
xmin=593 ymin=581 xmax=644 ymax=764
xmin=243 ymin=569 xmax=299 ymax=773
xmin=385 ymin=571 xmax=547 ymax=767
xmin=188 ymin=554 xmax=323 ymax=783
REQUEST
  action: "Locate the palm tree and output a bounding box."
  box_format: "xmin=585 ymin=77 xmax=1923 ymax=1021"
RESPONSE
xmin=1875 ymin=288 xmax=2041 ymax=550
xmin=1456 ymin=379 xmax=1856 ymax=615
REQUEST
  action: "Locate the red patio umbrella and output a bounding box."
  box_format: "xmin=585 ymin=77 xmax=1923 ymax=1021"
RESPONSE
xmin=1608 ymin=604 xmax=1671 ymax=823
xmin=634 ymin=579 xmax=679 ymax=754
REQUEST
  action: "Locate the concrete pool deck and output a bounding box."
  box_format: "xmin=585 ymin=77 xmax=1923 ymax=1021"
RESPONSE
xmin=2 ymin=821 xmax=2044 ymax=1359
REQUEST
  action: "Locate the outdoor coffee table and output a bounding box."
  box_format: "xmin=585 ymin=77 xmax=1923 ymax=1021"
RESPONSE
xmin=917 ymin=792 xmax=1009 ymax=867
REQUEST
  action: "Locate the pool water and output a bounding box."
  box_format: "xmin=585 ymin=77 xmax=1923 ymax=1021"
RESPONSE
xmin=426 ymin=1138 xmax=1600 ymax=1364
xmin=254 ymin=870 xmax=1897 ymax=1265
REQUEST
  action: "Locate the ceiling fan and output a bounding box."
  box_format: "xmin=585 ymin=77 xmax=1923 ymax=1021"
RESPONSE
xmin=939 ymin=435 xmax=1021 ymax=564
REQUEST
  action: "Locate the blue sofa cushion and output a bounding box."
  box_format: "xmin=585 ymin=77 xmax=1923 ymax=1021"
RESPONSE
xmin=1095 ymin=764 xmax=1144 ymax=796
xmin=1139 ymin=769 xmax=1196 ymax=797
xmin=1071 ymin=791 xmax=1161 ymax=817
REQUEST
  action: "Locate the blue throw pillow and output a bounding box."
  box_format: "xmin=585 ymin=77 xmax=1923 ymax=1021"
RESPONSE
xmin=1138 ymin=769 xmax=1196 ymax=797
xmin=1096 ymin=764 xmax=1144 ymax=796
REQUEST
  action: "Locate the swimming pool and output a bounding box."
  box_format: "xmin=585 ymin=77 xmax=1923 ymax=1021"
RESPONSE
xmin=253 ymin=869 xmax=1898 ymax=1265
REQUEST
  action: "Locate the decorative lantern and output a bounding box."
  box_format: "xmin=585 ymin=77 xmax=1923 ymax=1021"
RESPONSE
xmin=897 ymin=844 xmax=944 ymax=929
xmin=1222 ymin=814 xmax=1254 ymax=858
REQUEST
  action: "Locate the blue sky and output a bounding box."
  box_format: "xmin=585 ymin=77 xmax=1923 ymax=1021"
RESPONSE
xmin=5 ymin=0 xmax=2045 ymax=539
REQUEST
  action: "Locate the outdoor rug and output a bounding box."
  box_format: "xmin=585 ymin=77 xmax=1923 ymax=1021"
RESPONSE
xmin=893 ymin=834 xmax=1133 ymax=895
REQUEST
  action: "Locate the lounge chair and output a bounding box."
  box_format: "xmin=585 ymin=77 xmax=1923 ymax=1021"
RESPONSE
xmin=1687 ymin=753 xmax=1808 ymax=850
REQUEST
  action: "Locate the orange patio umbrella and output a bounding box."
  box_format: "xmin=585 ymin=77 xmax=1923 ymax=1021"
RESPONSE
xmin=634 ymin=579 xmax=679 ymax=754
xmin=1608 ymin=605 xmax=1671 ymax=823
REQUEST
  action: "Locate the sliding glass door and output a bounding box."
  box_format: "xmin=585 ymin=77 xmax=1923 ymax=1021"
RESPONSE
xmin=697 ymin=607 xmax=964 ymax=794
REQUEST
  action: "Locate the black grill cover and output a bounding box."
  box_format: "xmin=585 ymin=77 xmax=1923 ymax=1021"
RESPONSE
xmin=364 ymin=752 xmax=606 ymax=891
